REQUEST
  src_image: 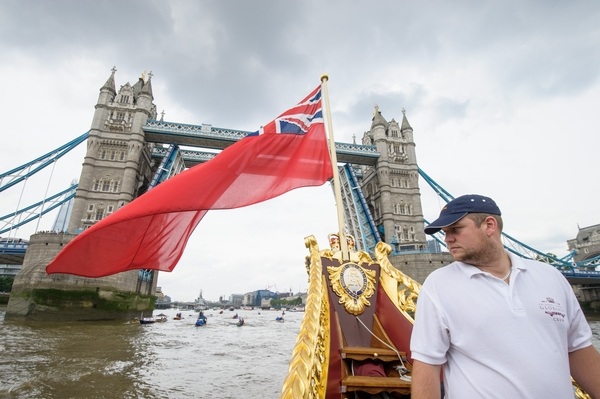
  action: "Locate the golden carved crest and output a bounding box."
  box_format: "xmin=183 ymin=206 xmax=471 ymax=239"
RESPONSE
xmin=327 ymin=262 xmax=376 ymax=315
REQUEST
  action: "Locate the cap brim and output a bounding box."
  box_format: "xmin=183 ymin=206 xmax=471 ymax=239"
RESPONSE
xmin=424 ymin=212 xmax=468 ymax=235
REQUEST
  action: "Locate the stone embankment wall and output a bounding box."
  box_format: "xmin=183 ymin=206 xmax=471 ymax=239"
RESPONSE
xmin=390 ymin=252 xmax=454 ymax=284
xmin=573 ymin=285 xmax=600 ymax=312
xmin=390 ymin=252 xmax=600 ymax=313
xmin=6 ymin=232 xmax=156 ymax=321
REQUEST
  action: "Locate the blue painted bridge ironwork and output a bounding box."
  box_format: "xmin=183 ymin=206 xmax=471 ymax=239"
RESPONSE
xmin=143 ymin=120 xmax=380 ymax=166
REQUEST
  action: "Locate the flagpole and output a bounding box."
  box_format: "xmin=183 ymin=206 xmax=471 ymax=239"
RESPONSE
xmin=320 ymin=74 xmax=349 ymax=260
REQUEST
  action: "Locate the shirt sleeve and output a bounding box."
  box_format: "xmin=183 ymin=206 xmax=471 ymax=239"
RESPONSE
xmin=561 ymin=274 xmax=593 ymax=352
xmin=410 ymin=282 xmax=450 ymax=365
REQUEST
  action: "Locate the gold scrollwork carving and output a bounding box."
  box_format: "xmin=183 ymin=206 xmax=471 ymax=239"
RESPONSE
xmin=280 ymin=235 xmax=329 ymax=399
xmin=328 ymin=262 xmax=376 ymax=315
xmin=375 ymin=241 xmax=421 ymax=318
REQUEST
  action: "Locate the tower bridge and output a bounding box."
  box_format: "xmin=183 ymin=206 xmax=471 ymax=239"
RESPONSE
xmin=2 ymin=69 xmax=600 ymax=320
xmin=144 ymin=119 xmax=380 ymax=167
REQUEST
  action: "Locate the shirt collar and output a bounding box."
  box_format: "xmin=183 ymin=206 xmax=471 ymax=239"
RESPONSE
xmin=457 ymin=251 xmax=529 ymax=278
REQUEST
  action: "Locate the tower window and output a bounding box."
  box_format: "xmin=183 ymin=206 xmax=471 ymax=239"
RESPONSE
xmin=95 ymin=209 xmax=105 ymax=221
xmin=393 ymin=203 xmax=413 ymax=215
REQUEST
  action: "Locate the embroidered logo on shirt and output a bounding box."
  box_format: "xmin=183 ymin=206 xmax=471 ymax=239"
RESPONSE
xmin=538 ymin=297 xmax=565 ymax=322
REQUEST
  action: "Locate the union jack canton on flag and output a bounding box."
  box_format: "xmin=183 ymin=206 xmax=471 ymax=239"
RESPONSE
xmin=251 ymin=86 xmax=323 ymax=136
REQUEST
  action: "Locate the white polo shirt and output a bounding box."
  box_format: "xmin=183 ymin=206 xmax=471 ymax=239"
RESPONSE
xmin=410 ymin=252 xmax=592 ymax=398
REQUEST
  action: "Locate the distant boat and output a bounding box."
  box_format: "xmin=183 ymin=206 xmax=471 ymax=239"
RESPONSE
xmin=156 ymin=314 xmax=168 ymax=323
xmin=139 ymin=317 xmax=155 ymax=325
xmin=275 ymin=316 xmax=284 ymax=322
xmin=195 ymin=312 xmax=207 ymax=327
xmin=195 ymin=318 xmax=206 ymax=327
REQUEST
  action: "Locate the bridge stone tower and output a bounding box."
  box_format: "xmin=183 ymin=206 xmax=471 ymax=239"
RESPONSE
xmin=359 ymin=106 xmax=427 ymax=252
xmin=6 ymin=69 xmax=160 ymax=321
xmin=568 ymin=224 xmax=600 ymax=267
xmin=68 ymin=67 xmax=157 ymax=233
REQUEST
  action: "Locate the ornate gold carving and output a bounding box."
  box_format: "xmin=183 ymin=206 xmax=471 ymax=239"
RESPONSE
xmin=280 ymin=235 xmax=329 ymax=399
xmin=375 ymin=241 xmax=421 ymax=319
xmin=328 ymin=262 xmax=376 ymax=315
xmin=322 ymin=232 xmax=373 ymax=263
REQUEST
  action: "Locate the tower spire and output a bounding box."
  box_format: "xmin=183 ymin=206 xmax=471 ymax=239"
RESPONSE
xmin=101 ymin=66 xmax=117 ymax=94
xmin=141 ymin=70 xmax=154 ymax=99
xmin=371 ymin=104 xmax=388 ymax=129
xmin=401 ymin=108 xmax=412 ymax=131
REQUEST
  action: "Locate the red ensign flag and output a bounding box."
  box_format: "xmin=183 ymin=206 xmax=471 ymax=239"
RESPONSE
xmin=46 ymin=85 xmax=332 ymax=277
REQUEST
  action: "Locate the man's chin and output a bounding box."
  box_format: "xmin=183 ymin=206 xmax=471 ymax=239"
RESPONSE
xmin=449 ymin=249 xmax=464 ymax=260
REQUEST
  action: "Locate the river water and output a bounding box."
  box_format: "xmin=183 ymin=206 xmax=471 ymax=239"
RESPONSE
xmin=0 ymin=307 xmax=301 ymax=399
xmin=1 ymin=307 xmax=599 ymax=399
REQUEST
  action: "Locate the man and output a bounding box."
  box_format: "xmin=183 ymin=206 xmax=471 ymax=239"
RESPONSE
xmin=410 ymin=194 xmax=600 ymax=398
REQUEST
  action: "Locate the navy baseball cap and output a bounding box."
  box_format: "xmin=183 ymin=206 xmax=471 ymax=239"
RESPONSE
xmin=424 ymin=194 xmax=501 ymax=235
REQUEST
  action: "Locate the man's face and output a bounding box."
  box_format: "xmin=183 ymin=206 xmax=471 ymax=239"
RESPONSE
xmin=441 ymin=216 xmax=493 ymax=265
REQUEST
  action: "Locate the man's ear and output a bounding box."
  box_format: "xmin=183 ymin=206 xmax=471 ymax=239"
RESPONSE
xmin=484 ymin=216 xmax=498 ymax=236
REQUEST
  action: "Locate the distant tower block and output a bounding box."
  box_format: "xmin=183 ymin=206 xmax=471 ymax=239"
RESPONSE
xmin=51 ymin=179 xmax=77 ymax=232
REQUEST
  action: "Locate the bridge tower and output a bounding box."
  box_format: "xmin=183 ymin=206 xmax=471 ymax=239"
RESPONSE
xmin=68 ymin=67 xmax=157 ymax=233
xmin=359 ymin=107 xmax=427 ymax=252
xmin=6 ymin=69 xmax=160 ymax=321
xmin=568 ymin=224 xmax=600 ymax=266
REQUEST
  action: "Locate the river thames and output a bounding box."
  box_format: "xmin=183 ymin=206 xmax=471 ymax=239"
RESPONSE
xmin=1 ymin=307 xmax=599 ymax=398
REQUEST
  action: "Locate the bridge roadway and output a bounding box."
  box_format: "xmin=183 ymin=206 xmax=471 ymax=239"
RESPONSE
xmin=143 ymin=120 xmax=380 ymax=167
xmin=0 ymin=240 xmax=28 ymax=265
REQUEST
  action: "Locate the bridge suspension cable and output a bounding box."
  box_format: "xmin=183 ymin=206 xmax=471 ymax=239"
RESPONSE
xmin=418 ymin=167 xmax=600 ymax=273
xmin=0 ymin=183 xmax=78 ymax=236
xmin=0 ymin=131 xmax=88 ymax=193
xmin=338 ymin=163 xmax=381 ymax=255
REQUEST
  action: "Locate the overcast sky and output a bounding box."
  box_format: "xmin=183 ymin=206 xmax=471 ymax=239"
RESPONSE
xmin=2 ymin=1 xmax=599 ymax=302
